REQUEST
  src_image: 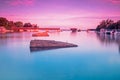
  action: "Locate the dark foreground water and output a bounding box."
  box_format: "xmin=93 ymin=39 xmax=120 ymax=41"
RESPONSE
xmin=0 ymin=31 xmax=120 ymax=80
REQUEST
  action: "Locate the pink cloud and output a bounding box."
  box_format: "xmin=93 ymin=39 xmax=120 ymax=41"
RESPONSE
xmin=6 ymin=0 xmax=35 ymax=6
xmin=108 ymin=0 xmax=120 ymax=4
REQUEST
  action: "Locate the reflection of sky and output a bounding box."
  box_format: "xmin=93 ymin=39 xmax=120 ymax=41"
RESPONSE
xmin=0 ymin=0 xmax=120 ymax=29
xmin=0 ymin=32 xmax=120 ymax=80
xmin=1 ymin=31 xmax=119 ymax=55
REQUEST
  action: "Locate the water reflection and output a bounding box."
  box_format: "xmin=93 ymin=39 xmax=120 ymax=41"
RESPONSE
xmin=119 ymin=45 xmax=120 ymax=54
xmin=1 ymin=32 xmax=120 ymax=80
xmin=96 ymin=33 xmax=120 ymax=53
xmin=70 ymin=32 xmax=77 ymax=37
xmin=0 ymin=32 xmax=32 ymax=48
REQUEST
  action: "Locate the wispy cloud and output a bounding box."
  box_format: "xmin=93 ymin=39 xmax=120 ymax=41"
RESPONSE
xmin=6 ymin=0 xmax=35 ymax=6
xmin=108 ymin=0 xmax=120 ymax=4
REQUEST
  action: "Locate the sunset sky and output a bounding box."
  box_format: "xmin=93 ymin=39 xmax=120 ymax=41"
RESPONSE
xmin=0 ymin=0 xmax=120 ymax=29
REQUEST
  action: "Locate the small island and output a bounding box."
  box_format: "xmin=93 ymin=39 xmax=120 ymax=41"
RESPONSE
xmin=30 ymin=40 xmax=78 ymax=51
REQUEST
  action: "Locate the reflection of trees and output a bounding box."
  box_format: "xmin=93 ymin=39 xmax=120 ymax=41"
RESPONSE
xmin=119 ymin=45 xmax=120 ymax=54
xmin=96 ymin=33 xmax=120 ymax=53
xmin=116 ymin=34 xmax=120 ymax=54
xmin=70 ymin=32 xmax=77 ymax=37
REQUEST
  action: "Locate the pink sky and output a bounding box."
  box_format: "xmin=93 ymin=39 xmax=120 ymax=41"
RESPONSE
xmin=0 ymin=0 xmax=120 ymax=29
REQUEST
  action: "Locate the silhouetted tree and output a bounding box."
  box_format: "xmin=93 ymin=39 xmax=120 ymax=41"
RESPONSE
xmin=107 ymin=23 xmax=113 ymax=29
xmin=7 ymin=21 xmax=15 ymax=30
xmin=23 ymin=23 xmax=32 ymax=27
xmin=96 ymin=19 xmax=120 ymax=31
xmin=96 ymin=20 xmax=106 ymax=31
xmin=116 ymin=20 xmax=120 ymax=29
xmin=14 ymin=21 xmax=23 ymax=27
xmin=0 ymin=17 xmax=9 ymax=29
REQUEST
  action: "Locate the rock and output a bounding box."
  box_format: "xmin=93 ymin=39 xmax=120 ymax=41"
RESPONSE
xmin=30 ymin=40 xmax=78 ymax=51
xmin=32 ymin=32 xmax=49 ymax=37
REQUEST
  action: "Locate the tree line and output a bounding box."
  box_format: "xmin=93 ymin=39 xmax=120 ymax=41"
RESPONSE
xmin=0 ymin=17 xmax=38 ymax=30
xmin=96 ymin=19 xmax=120 ymax=31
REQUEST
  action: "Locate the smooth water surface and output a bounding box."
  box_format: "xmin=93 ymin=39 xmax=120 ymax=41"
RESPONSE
xmin=0 ymin=31 xmax=120 ymax=80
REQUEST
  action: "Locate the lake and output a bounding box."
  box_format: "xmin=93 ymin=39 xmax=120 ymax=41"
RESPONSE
xmin=0 ymin=31 xmax=120 ymax=80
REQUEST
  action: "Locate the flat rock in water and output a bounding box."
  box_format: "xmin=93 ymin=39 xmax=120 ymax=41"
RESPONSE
xmin=32 ymin=32 xmax=49 ymax=37
xmin=30 ymin=40 xmax=78 ymax=51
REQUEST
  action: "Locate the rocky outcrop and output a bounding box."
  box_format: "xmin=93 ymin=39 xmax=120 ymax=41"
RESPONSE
xmin=30 ymin=40 xmax=78 ymax=51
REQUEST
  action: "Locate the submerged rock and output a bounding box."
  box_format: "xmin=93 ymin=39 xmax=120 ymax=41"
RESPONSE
xmin=30 ymin=40 xmax=78 ymax=51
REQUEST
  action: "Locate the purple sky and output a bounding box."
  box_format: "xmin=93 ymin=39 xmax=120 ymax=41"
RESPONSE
xmin=0 ymin=0 xmax=120 ymax=29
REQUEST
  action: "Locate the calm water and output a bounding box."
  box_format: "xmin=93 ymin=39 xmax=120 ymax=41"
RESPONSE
xmin=0 ymin=31 xmax=120 ymax=80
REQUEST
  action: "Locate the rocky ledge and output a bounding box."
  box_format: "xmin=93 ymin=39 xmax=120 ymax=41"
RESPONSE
xmin=30 ymin=40 xmax=78 ymax=51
